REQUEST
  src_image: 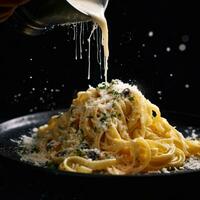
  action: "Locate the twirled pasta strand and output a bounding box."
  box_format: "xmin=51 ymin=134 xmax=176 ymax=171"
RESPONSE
xmin=36 ymin=80 xmax=200 ymax=174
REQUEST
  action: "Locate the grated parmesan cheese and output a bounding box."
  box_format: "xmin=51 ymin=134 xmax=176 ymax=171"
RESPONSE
xmin=11 ymin=114 xmax=200 ymax=174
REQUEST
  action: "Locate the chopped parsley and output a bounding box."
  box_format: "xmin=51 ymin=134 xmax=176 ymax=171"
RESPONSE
xmin=111 ymin=113 xmax=117 ymax=118
xmin=111 ymin=112 xmax=121 ymax=118
xmin=112 ymin=90 xmax=120 ymax=96
xmin=75 ymin=149 xmax=85 ymax=157
xmin=100 ymin=113 xmax=107 ymax=123
xmin=97 ymin=82 xmax=107 ymax=90
xmin=31 ymin=145 xmax=39 ymax=153
xmin=111 ymin=80 xmax=118 ymax=85
xmin=128 ymin=96 xmax=134 ymax=101
xmin=79 ymin=142 xmax=90 ymax=149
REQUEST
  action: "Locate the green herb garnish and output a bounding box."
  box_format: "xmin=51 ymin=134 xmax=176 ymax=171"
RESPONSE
xmin=111 ymin=113 xmax=117 ymax=118
xmin=128 ymin=96 xmax=134 ymax=101
xmin=100 ymin=113 xmax=107 ymax=123
xmin=112 ymin=90 xmax=120 ymax=96
xmin=31 ymin=145 xmax=39 ymax=153
xmin=97 ymin=82 xmax=107 ymax=90
xmin=75 ymin=149 xmax=85 ymax=157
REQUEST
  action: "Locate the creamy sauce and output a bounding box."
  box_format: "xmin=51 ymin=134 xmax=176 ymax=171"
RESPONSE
xmin=68 ymin=0 xmax=109 ymax=82
xmin=73 ymin=22 xmax=84 ymax=60
xmin=96 ymin=27 xmax=103 ymax=79
xmin=73 ymin=23 xmax=78 ymax=60
xmin=87 ymin=24 xmax=97 ymax=80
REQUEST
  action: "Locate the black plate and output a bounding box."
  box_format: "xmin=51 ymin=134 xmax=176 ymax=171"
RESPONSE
xmin=0 ymin=109 xmax=200 ymax=178
xmin=1 ymin=110 xmax=200 ymax=199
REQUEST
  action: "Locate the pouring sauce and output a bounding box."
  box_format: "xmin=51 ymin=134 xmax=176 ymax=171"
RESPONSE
xmin=68 ymin=0 xmax=109 ymax=82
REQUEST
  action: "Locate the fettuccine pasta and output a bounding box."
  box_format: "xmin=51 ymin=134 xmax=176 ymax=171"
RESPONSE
xmin=34 ymin=80 xmax=200 ymax=174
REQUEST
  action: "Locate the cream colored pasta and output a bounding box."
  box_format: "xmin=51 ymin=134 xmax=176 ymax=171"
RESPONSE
xmin=35 ymin=80 xmax=200 ymax=174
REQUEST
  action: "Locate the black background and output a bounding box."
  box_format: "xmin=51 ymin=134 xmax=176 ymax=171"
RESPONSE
xmin=0 ymin=0 xmax=200 ymax=199
xmin=0 ymin=0 xmax=200 ymax=120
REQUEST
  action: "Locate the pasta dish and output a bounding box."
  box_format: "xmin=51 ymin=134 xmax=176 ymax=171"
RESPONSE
xmin=24 ymin=80 xmax=200 ymax=175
